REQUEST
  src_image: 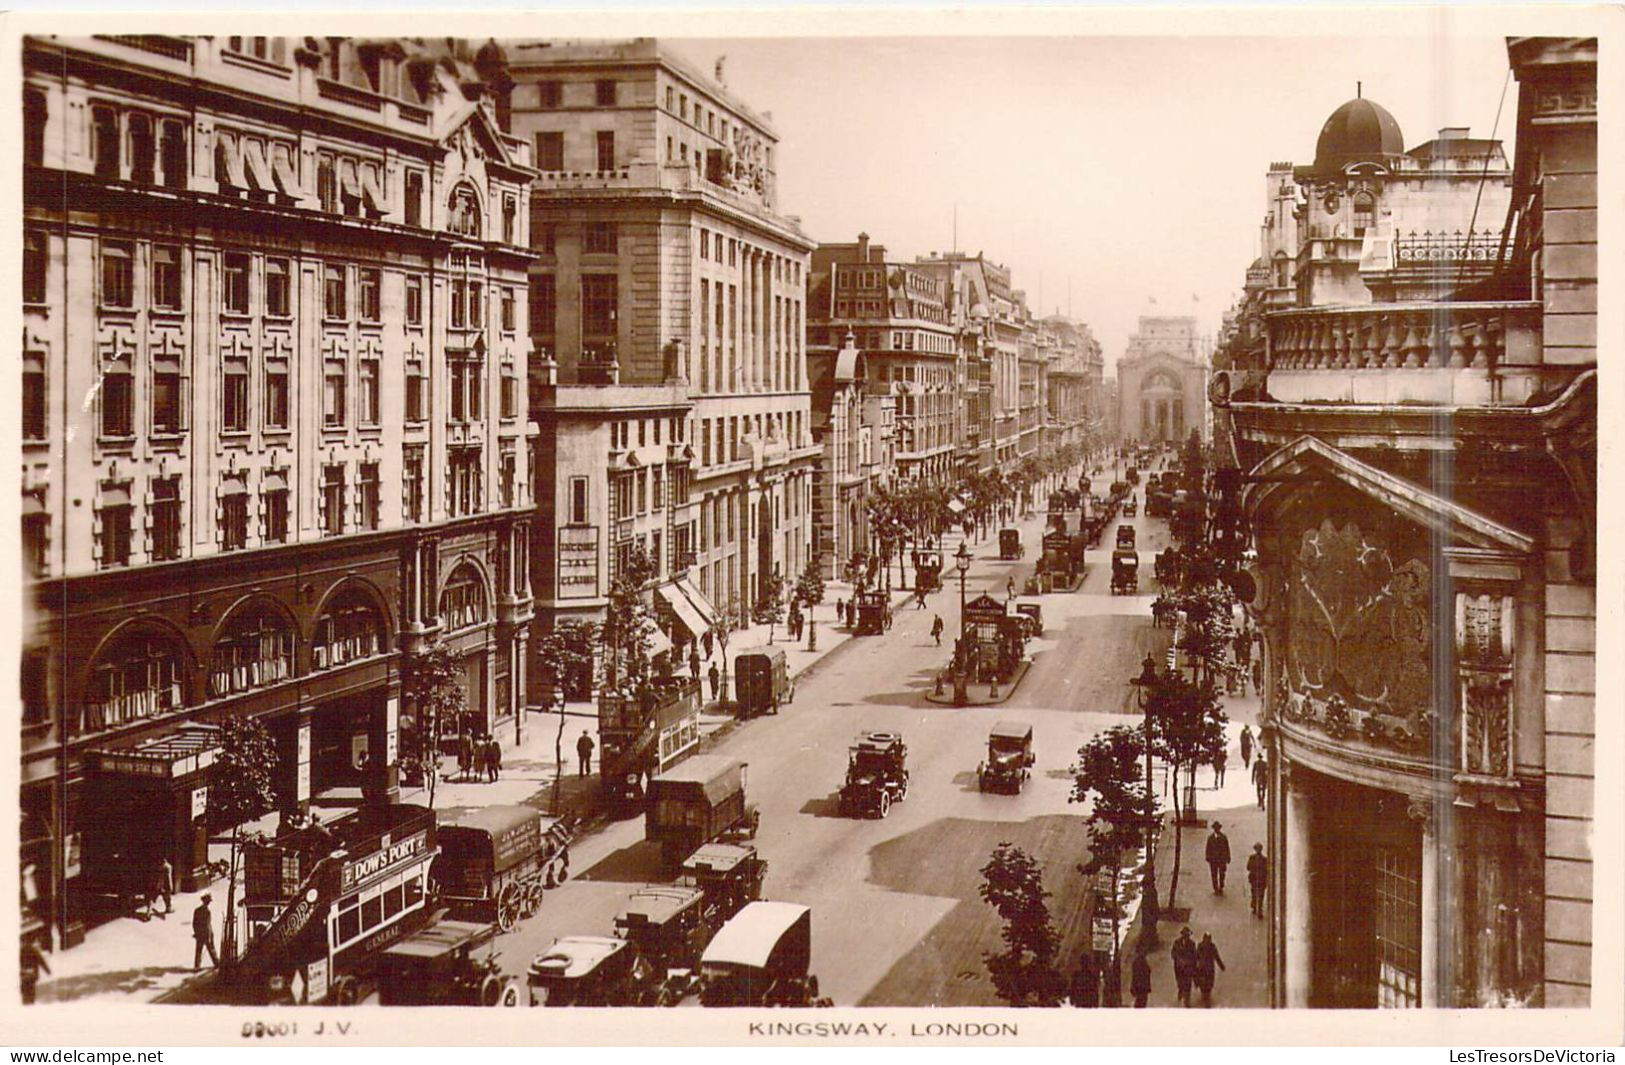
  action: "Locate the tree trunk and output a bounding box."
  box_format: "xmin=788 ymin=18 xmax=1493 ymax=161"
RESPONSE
xmin=1167 ymin=760 xmax=1184 ymax=911
xmin=222 ymin=823 xmax=241 ymax=964
xmin=552 ymin=698 xmax=567 ymax=814
xmin=1106 ymin=866 xmax=1123 ymax=1007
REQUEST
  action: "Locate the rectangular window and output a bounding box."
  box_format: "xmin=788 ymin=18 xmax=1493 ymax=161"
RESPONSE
xmin=265 ymin=257 xmax=289 ymax=316
xmin=151 ymin=477 xmax=181 ymax=561
xmin=323 ymin=362 xmax=346 ymax=428
xmin=98 ymin=501 xmax=132 ymax=568
xmin=540 ymin=81 xmax=562 ymax=109
xmin=501 ymin=287 xmax=516 ymax=331
xmin=358 ymin=462 xmax=380 ymax=530
xmin=570 ymin=477 xmax=588 ymax=524
xmin=24 ymin=89 xmax=45 ymax=168
xmin=264 ymin=486 xmax=289 ymax=544
xmin=501 ymin=369 xmax=518 ymax=419
xmin=160 ymin=119 xmax=186 ymax=189
xmin=596 ymin=130 xmax=615 ymax=171
xmin=264 ymin=363 xmax=289 ymax=429
xmin=323 ymin=264 xmax=346 ymax=319
xmin=406 ymin=362 xmax=426 ymax=422
xmin=92 ymin=106 xmax=119 ymax=179
xmin=500 ymin=448 xmax=516 ymax=508
xmin=23 ymin=353 xmax=46 ymax=441
xmin=223 ymin=252 xmax=250 ymax=315
xmin=128 ymin=113 xmax=155 ymax=184
xmin=531 ymin=274 xmax=556 ymax=335
xmin=359 ymin=358 xmax=380 ymax=425
xmin=403 ymin=445 xmax=425 ymax=523
xmin=101 ymin=369 xmax=133 ymax=438
xmin=405 ymin=275 xmax=423 ymax=325
xmin=153 ymin=369 xmax=183 ymax=435
xmin=404 ymin=171 xmax=423 ymax=227
xmin=317 ymin=156 xmax=336 ymax=212
xmin=222 ymin=363 xmax=249 ymax=432
xmin=221 ymin=491 xmax=249 ymax=552
xmin=24 ymin=230 xmax=47 ymax=305
xmin=502 ymin=197 xmax=516 ymax=244
xmin=149 ymin=245 xmax=181 ymax=310
xmin=359 ymin=267 xmax=381 ymax=321
xmin=468 ymin=359 xmax=482 ymax=421
xmin=450 ymin=360 xmax=467 ymax=423
xmin=468 ymin=281 xmax=483 ymax=328
xmin=536 ymin=132 xmax=563 ymax=171
xmin=584 ymin=222 xmax=617 ymax=254
xmin=582 ymin=274 xmax=617 ymax=336
xmin=451 ymin=279 xmax=466 ymax=329
xmin=321 ymin=464 xmax=345 ymax=535
xmin=101 ymin=241 xmax=133 ymax=308
xmin=595 ymin=79 xmax=616 ymax=106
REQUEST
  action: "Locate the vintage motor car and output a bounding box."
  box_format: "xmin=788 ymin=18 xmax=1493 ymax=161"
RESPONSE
xmin=837 ymin=730 xmax=909 ymax=819
xmin=699 ymin=901 xmax=826 ymax=1007
xmin=978 ymin=720 xmax=1036 ymax=794
xmin=645 ymin=756 xmax=759 ymax=868
xmin=1111 ymin=550 xmax=1140 ymax=595
xmin=613 ymin=886 xmax=711 ymax=1006
xmin=1013 ymin=601 xmax=1043 ymax=638
xmin=375 ymin=919 xmax=525 ymax=1007
xmin=432 ymin=805 xmax=572 ymax=932
xmin=1123 ymin=495 xmax=1138 ymax=517
xmin=527 ymin=935 xmax=645 ymax=1007
xmin=680 ymin=842 xmax=768 ymax=925
xmin=1116 ymin=523 xmax=1137 ymax=551
xmin=853 ymin=588 xmax=892 ymax=635
xmin=733 ymin=646 xmax=794 ymax=719
xmin=999 ymin=528 xmax=1023 ymax=560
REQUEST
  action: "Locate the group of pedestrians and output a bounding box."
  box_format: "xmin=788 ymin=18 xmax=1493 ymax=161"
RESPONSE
xmin=457 ymin=732 xmax=504 ymax=783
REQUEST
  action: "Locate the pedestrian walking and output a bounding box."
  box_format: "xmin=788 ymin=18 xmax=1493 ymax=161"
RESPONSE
xmin=487 ymin=737 xmax=502 ymax=783
xmin=1006 ymin=576 xmax=1015 ymax=599
xmin=1247 ymin=843 xmax=1268 ymax=918
xmin=1129 ymin=943 xmax=1152 ymax=1008
xmin=931 ymin=615 xmax=944 ymax=646
xmin=1070 ymin=951 xmax=1100 ymax=1008
xmin=689 ymin=647 xmax=701 ymax=685
xmin=1212 ymin=747 xmax=1227 ymax=788
xmin=708 ymin=662 xmax=721 ymax=701
xmin=1205 ymin=821 xmax=1231 ymax=894
xmin=152 ymin=857 xmax=174 ymax=917
xmin=915 ymin=589 xmax=927 ymax=610
xmin=1170 ymin=927 xmax=1197 ymax=1007
xmin=1194 ymin=933 xmax=1226 ymax=1007
xmin=20 ymin=937 xmax=50 ymax=1005
xmin=192 ymin=894 xmax=219 ymax=971
xmin=1252 ymin=754 xmax=1269 ymax=808
xmin=1239 ymin=724 xmax=1254 ymax=768
xmin=576 ymin=730 xmax=595 ymax=777
xmin=835 ymin=598 xmax=846 ymax=629
xmin=458 ymin=732 xmax=474 ymax=782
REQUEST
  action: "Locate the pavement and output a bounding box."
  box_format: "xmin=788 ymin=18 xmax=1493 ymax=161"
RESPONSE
xmin=39 ymin=457 xmax=1205 ymax=1009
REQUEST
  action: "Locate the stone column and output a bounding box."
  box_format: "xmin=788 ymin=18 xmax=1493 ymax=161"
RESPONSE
xmin=1413 ymin=799 xmax=1440 ymax=1007
xmin=369 ymin=687 xmax=400 ymax=805
xmin=743 ymin=250 xmax=756 ymax=393
xmin=1284 ymin=760 xmax=1313 ymax=1007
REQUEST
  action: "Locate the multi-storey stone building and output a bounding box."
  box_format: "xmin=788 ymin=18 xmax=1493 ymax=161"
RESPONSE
xmin=1213 ymin=38 xmax=1596 ymax=1007
xmin=807 ymin=332 xmax=896 ymax=579
xmin=20 ymin=35 xmax=536 ymax=950
xmin=1117 ymin=314 xmax=1209 ymax=443
xmin=505 ymin=38 xmax=817 ymax=695
xmin=808 ymin=234 xmax=960 ymax=484
xmin=1038 ymin=315 xmax=1102 ymax=455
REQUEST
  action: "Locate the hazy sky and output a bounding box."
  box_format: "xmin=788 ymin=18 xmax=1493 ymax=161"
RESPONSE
xmin=665 ymin=33 xmax=1516 ymax=371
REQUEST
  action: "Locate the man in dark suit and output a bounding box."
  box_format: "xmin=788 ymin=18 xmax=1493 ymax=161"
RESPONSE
xmin=1205 ymin=821 xmax=1232 ymax=894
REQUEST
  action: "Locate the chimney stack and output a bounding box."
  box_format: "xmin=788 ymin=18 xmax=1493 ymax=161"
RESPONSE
xmin=857 ymin=232 xmax=870 ymax=261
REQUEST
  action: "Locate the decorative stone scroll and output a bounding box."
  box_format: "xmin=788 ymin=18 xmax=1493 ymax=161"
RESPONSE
xmin=1456 ymin=592 xmax=1515 ymax=779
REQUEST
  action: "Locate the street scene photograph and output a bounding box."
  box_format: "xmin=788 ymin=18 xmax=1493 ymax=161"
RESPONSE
xmin=11 ymin=12 xmax=1605 ymax=1038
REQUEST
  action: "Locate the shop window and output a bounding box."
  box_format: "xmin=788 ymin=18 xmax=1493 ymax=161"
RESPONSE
xmin=312 ymin=588 xmax=386 ymax=670
xmin=439 ymin=564 xmax=488 ymax=631
xmin=209 ymin=603 xmax=294 ymax=697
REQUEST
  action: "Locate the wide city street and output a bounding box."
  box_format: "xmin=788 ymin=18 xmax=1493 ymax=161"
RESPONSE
xmin=492 ymin=467 xmax=1172 ymax=1007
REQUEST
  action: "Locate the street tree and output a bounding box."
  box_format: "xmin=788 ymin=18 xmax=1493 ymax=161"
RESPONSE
xmin=207 ymin=715 xmax=279 ymax=963
xmin=712 ymin=594 xmax=750 ymax=708
xmin=535 ymin=619 xmax=599 ymax=812
xmin=979 ymin=842 xmax=1065 ymax=1006
xmin=1070 ymin=722 xmax=1159 ymax=1004
xmin=401 ymin=642 xmax=465 ymax=810
xmin=1146 ymin=669 xmax=1228 ymax=910
xmin=601 ymin=542 xmax=656 ymax=700
xmin=795 ymin=557 xmax=826 ymax=611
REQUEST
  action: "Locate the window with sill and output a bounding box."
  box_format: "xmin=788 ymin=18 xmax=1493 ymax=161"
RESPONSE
xmin=500 ymin=447 xmax=516 ymax=508
xmin=584 ymin=222 xmax=617 ymax=255
xmin=263 ymin=362 xmax=289 ymax=429
xmin=581 ymin=273 xmax=617 ymax=341
xmin=501 ymin=367 xmax=518 ymax=419
xmin=264 ymin=257 xmax=289 ymax=317
xmin=359 ymin=267 xmax=381 ymax=322
xmin=82 ymin=631 xmax=185 ymax=734
xmin=320 ymin=463 xmax=345 ymax=535
xmin=536 ymin=132 xmax=563 ymax=173
xmin=317 ymin=156 xmax=337 ymax=213
xmin=101 ymin=241 xmax=133 ymax=308
xmin=439 ymin=564 xmax=488 ymax=632
xmin=530 ymin=274 xmax=556 ymax=336
xmin=159 ymin=119 xmax=186 ymax=189
xmin=223 ymin=252 xmax=251 ymax=314
xmin=24 ymin=89 xmax=45 ymax=167
xmin=404 ymin=171 xmax=424 ymax=227
xmin=222 ymin=361 xmax=249 ymax=433
xmin=502 ymin=197 xmax=516 ymax=244
xmin=220 ymin=489 xmax=249 ymax=551
xmin=448 ymin=446 xmax=483 ymax=517
xmin=451 ymin=278 xmax=466 ymax=329
xmin=595 ymin=79 xmax=616 ymax=107
xmin=101 ymin=366 xmax=134 ymax=439
xmin=358 ymin=462 xmax=380 ymax=530
xmin=128 ymin=113 xmax=155 ymax=185
xmin=263 ymin=485 xmax=289 ymax=544
xmin=403 ymin=444 xmax=426 ymax=522
xmin=152 ymin=366 xmax=183 ymax=435
xmin=596 ymin=131 xmax=615 ymax=172
xmin=448 ymin=185 xmax=481 ymax=238
xmin=92 ymin=106 xmax=119 ymax=179
xmin=406 ymin=361 xmax=426 ymax=422
xmin=149 ymin=245 xmax=182 ymax=310
xmin=23 ymin=229 xmax=47 ymax=305
xmin=97 ymin=492 xmax=133 ymax=569
xmin=501 ymin=288 xmax=515 ymax=332
xmin=359 ymin=358 xmax=380 ymax=426
xmin=312 ymin=590 xmax=386 ymax=671
xmin=469 ymin=281 xmax=483 ymax=329
xmin=22 ymin=500 xmax=48 ymax=578
xmin=540 ymin=81 xmax=562 ymax=109
xmin=323 ymin=362 xmax=346 ymax=428
xmin=323 ymin=263 xmax=346 ymax=319
xmin=23 ymin=353 xmax=46 ymax=442
xmin=406 ymin=275 xmax=423 ymax=326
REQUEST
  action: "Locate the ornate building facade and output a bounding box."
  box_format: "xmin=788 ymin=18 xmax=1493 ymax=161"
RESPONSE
xmin=20 ymin=35 xmax=537 ymax=950
xmin=807 ymin=333 xmax=896 ymax=579
xmin=1117 ymin=314 xmax=1209 ymax=442
xmin=1213 ymin=38 xmax=1596 ymax=1008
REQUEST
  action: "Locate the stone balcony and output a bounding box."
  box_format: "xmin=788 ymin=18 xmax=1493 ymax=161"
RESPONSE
xmin=1262 ymin=300 xmax=1544 ymax=406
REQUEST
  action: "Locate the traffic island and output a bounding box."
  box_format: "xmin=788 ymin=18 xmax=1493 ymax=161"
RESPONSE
xmin=923 ymin=658 xmax=1033 ymax=706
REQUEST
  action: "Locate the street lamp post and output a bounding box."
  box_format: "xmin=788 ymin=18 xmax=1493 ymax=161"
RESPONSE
xmin=1131 ymin=652 xmax=1163 ymax=946
xmin=953 ymin=542 xmax=973 ymax=706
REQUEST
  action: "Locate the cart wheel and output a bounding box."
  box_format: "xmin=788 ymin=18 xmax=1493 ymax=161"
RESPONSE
xmin=877 ymin=791 xmax=891 ymax=819
xmin=498 ymin=977 xmax=525 ymax=1007
xmin=497 ymin=884 xmax=522 ymax=932
xmin=479 ymin=974 xmax=504 ymax=1007
xmin=523 ymin=882 xmax=542 ymax=917
xmin=332 ymin=976 xmax=359 ymax=1006
xmin=657 ymin=982 xmax=682 ymax=1008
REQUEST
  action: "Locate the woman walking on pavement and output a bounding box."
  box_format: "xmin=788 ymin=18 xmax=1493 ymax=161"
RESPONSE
xmin=1194 ymin=933 xmax=1226 ymax=1007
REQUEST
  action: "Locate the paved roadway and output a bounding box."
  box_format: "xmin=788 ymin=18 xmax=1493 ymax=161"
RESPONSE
xmin=497 ymin=471 xmax=1174 ymax=1007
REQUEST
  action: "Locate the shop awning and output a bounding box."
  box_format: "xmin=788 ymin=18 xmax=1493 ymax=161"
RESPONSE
xmin=947 ymin=498 xmax=966 ymax=514
xmin=87 ymin=723 xmax=221 ymax=779
xmin=270 ymin=151 xmax=302 ymax=200
xmin=241 ymin=139 xmax=274 ymax=195
xmin=675 ymin=576 xmax=719 ymax=628
xmin=646 ymin=623 xmax=673 ymax=659
xmin=657 ymin=582 xmax=710 ymax=642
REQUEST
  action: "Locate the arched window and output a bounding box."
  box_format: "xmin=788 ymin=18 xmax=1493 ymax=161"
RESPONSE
xmin=448 ymin=185 xmax=482 ymax=238
xmin=210 ymin=602 xmax=296 ymax=698
xmin=312 ymin=587 xmax=387 ymax=670
xmin=439 ymin=564 xmax=488 ymax=631
xmin=83 ymin=628 xmax=187 ymax=734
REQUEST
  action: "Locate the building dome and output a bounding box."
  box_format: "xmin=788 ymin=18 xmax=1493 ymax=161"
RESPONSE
xmin=1313 ymin=96 xmax=1405 ymax=173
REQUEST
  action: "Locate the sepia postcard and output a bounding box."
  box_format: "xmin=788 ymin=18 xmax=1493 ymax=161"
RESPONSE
xmin=3 ymin=2 xmax=1620 ymax=1049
